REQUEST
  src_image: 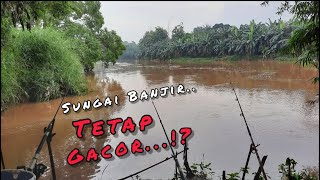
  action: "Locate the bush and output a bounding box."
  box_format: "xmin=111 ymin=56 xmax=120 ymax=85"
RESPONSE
xmin=1 ymin=47 xmax=21 ymax=109
xmin=1 ymin=27 xmax=87 ymax=108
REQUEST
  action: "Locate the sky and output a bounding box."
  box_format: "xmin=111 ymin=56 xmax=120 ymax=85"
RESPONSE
xmin=100 ymin=1 xmax=293 ymax=43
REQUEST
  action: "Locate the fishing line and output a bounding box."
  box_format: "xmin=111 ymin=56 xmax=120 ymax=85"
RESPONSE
xmin=99 ymin=164 xmax=109 ymax=180
xmin=118 ymin=149 xmax=186 ymax=180
xmin=151 ymin=100 xmax=185 ymax=180
xmin=229 ymin=82 xmax=268 ymax=179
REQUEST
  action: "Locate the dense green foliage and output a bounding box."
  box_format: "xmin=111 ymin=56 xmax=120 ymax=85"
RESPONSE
xmin=1 ymin=1 xmax=80 ymax=43
xmin=1 ymin=28 xmax=87 ymax=108
xmin=137 ymin=20 xmax=295 ymax=61
xmin=1 ymin=1 xmax=126 ymax=108
xmin=98 ymin=28 xmax=126 ymax=65
xmin=61 ymin=20 xmax=103 ymax=72
xmin=136 ymin=0 xmax=319 ymax=84
xmin=57 ymin=1 xmax=125 ymax=71
xmin=1 ymin=1 xmax=126 ymax=72
xmin=262 ymin=1 xmax=319 ymax=83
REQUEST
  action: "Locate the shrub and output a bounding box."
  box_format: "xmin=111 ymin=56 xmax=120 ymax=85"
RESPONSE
xmin=1 ymin=27 xmax=87 ymax=108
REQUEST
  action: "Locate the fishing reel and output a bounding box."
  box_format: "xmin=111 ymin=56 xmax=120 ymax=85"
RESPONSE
xmin=16 ymin=163 xmax=48 ymax=179
xmin=13 ymin=125 xmax=54 ymax=179
xmin=1 ymin=97 xmax=64 ymax=180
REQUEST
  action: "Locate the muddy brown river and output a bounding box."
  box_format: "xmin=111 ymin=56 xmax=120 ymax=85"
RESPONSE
xmin=1 ymin=61 xmax=319 ymax=179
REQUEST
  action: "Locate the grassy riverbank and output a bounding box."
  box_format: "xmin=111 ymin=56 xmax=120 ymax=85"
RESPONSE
xmin=137 ymin=56 xmax=303 ymax=66
xmin=1 ymin=2 xmax=127 ymax=111
xmin=170 ymin=56 xmax=297 ymax=65
xmin=1 ymin=28 xmax=87 ymax=111
xmin=139 ymin=56 xmax=320 ymax=71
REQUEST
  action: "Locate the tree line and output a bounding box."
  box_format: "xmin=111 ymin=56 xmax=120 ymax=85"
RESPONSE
xmin=137 ymin=20 xmax=295 ymax=60
xmin=120 ymin=1 xmax=318 ymax=85
xmin=118 ymin=41 xmax=140 ymax=62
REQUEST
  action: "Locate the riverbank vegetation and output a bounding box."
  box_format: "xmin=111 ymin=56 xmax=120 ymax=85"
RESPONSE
xmin=137 ymin=20 xmax=293 ymax=61
xmin=2 ymin=27 xmax=87 ymax=107
xmin=174 ymin=156 xmax=318 ymax=180
xmin=129 ymin=156 xmax=319 ymax=180
xmin=1 ymin=1 xmax=126 ymax=109
xmin=121 ymin=19 xmax=295 ymax=63
xmin=120 ymin=1 xmax=318 ymax=83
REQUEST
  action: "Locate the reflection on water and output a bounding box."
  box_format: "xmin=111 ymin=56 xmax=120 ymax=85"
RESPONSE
xmin=1 ymin=61 xmax=319 ymax=179
xmin=1 ymin=73 xmax=126 ymax=179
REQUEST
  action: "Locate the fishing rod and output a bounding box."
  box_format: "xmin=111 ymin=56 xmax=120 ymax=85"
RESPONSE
xmin=230 ymin=83 xmax=268 ymax=179
xmin=151 ymin=100 xmax=186 ymax=180
xmin=118 ymin=148 xmax=187 ymax=180
xmin=25 ymin=97 xmax=65 ymax=180
xmin=183 ymin=141 xmax=195 ymax=178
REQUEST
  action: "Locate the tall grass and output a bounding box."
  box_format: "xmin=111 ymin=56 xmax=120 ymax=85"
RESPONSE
xmin=1 ymin=27 xmax=87 ymax=109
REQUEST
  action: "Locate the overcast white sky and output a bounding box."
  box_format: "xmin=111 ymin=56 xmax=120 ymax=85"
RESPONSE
xmin=100 ymin=1 xmax=293 ymax=43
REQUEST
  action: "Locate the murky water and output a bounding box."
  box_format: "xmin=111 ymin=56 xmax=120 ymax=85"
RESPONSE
xmin=1 ymin=61 xmax=319 ymax=179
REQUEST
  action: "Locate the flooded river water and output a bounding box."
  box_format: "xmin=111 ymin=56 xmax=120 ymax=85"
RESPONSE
xmin=1 ymin=61 xmax=319 ymax=179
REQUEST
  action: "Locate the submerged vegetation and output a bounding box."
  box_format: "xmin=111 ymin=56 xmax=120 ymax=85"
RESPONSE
xmin=1 ymin=1 xmax=126 ymax=109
